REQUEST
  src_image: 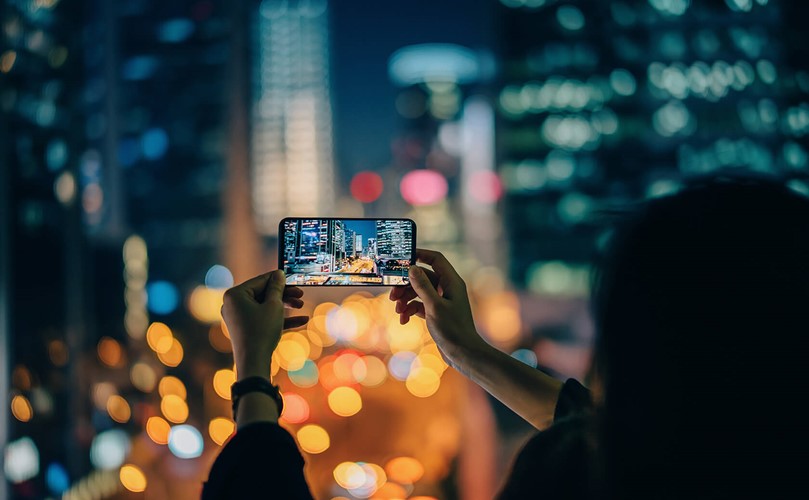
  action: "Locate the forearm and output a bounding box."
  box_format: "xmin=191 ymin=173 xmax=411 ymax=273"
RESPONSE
xmin=453 ymin=342 xmax=563 ymax=430
xmin=235 ymin=360 xmax=280 ymax=429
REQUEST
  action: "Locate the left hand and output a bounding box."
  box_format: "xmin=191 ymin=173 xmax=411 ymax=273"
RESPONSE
xmin=221 ymin=270 xmax=309 ymax=380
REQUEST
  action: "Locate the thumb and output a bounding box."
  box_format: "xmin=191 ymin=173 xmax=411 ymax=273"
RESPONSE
xmin=263 ymin=269 xmax=286 ymax=304
xmin=409 ymin=266 xmax=441 ymax=307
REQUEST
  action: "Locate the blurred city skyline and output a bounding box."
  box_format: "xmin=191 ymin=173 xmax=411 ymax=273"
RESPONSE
xmin=2 ymin=0 xmax=808 ymax=498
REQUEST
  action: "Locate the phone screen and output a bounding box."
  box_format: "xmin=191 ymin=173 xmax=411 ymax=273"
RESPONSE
xmin=279 ymin=218 xmax=416 ymax=286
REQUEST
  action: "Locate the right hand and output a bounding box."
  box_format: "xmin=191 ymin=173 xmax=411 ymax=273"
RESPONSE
xmin=389 ymin=249 xmax=487 ymax=370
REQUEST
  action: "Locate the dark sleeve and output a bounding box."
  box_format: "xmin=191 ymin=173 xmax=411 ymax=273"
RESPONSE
xmin=497 ymin=380 xmax=595 ymax=499
xmin=553 ymin=378 xmax=592 ymax=421
xmin=201 ymin=422 xmax=314 ymax=500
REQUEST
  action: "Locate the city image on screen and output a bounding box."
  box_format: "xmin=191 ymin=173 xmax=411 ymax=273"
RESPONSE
xmin=281 ymin=218 xmax=415 ymax=285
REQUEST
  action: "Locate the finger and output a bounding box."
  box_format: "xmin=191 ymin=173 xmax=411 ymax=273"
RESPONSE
xmin=409 ymin=266 xmax=442 ymax=307
xmin=284 ymin=298 xmax=304 ymax=309
xmin=399 ymin=302 xmax=425 ymax=324
xmin=262 ymin=269 xmax=286 ymax=304
xmin=416 ymin=249 xmax=465 ymax=299
xmin=283 ymin=315 xmax=310 ymax=330
xmin=283 ymin=287 xmax=304 ymax=299
xmin=397 ymin=267 xmax=439 ymax=304
xmin=233 ymin=272 xmax=274 ymax=302
xmin=389 ymin=286 xmax=406 ymax=301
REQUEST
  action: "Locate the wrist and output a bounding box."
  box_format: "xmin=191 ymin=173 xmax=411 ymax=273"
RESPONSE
xmin=444 ymin=335 xmax=492 ymax=376
xmin=235 ymin=357 xmax=273 ymax=381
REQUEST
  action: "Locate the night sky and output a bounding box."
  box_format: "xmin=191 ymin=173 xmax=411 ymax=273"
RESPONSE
xmin=330 ymin=0 xmax=494 ymax=179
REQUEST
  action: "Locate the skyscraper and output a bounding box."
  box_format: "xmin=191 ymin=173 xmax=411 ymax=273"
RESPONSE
xmin=376 ymin=220 xmax=412 ymax=258
xmin=495 ymin=0 xmax=809 ymax=291
xmin=251 ymin=0 xmax=336 ymax=235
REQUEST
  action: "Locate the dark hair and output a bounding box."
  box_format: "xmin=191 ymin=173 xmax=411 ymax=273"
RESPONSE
xmin=591 ymin=177 xmax=809 ymax=498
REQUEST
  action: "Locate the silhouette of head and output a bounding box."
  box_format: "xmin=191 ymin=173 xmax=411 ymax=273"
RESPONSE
xmin=592 ymin=177 xmax=809 ymax=497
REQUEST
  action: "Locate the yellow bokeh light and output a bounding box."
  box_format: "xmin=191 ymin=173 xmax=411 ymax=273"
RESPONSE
xmin=107 ymin=395 xmax=131 ymax=423
xmin=157 ymin=338 xmax=183 ymax=367
xmin=406 ymin=367 xmax=441 ymax=398
xmin=357 ymin=356 xmax=387 ymax=388
xmin=161 ymin=394 xmax=189 ymax=424
xmin=130 ymin=362 xmax=157 ymax=393
xmin=373 ymin=482 xmax=408 ymax=499
xmin=123 ymin=235 xmax=147 ymax=263
xmin=333 ymin=462 xmax=366 ymax=489
xmin=97 ymin=337 xmax=123 ymax=367
xmin=11 ymin=395 xmax=33 ymax=422
xmin=209 ymin=323 xmax=232 ymax=353
xmin=387 ymin=317 xmax=425 ymax=352
xmin=327 ymin=386 xmax=362 ymax=417
xmin=385 ymin=456 xmax=424 ymax=484
xmin=480 ymin=291 xmax=522 ymax=344
xmin=119 ymin=464 xmax=147 ymax=493
xmin=275 ymin=332 xmax=310 ymax=371
xmin=296 ymin=424 xmax=330 ymax=454
xmin=158 ymin=376 xmax=186 ymax=399
xmin=413 ymin=352 xmax=447 ymax=374
xmin=188 ymin=286 xmax=224 ymax=324
xmin=146 ymin=322 xmax=172 ymax=353
xmin=146 ymin=416 xmax=171 ymax=445
xmin=209 ymin=417 xmax=235 ymax=446
xmin=212 ymin=369 xmax=236 ymax=400
xmin=333 ymin=352 xmax=361 ymax=383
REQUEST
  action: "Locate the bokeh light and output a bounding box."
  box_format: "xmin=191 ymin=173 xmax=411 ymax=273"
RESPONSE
xmin=468 ymin=171 xmax=503 ymax=204
xmin=400 ymin=170 xmax=448 ymax=206
xmin=385 ymin=456 xmax=424 ymax=484
xmin=280 ymin=392 xmax=310 ymax=424
xmin=213 ymin=368 xmax=236 ymax=400
xmin=146 ymin=416 xmax=171 ymax=445
xmin=205 ymin=264 xmax=234 ymax=289
xmin=90 ymin=430 xmax=130 ymax=470
xmin=106 ymin=395 xmax=131 ymax=423
xmin=405 ymin=367 xmax=441 ymax=398
xmin=161 ymin=394 xmax=189 ymax=423
xmin=350 ymin=171 xmax=384 ymax=203
xmin=296 ymin=425 xmax=330 ymax=454
xmin=119 ymin=464 xmax=147 ymax=492
xmin=130 ymin=362 xmax=157 ymax=392
xmin=46 ymin=462 xmax=70 ymax=495
xmin=327 ymin=386 xmax=363 ymax=417
xmin=168 ymin=425 xmax=204 ymax=459
xmin=97 ymin=337 xmax=124 ymax=367
xmin=146 ymin=322 xmax=173 ymax=353
xmin=11 ymin=394 xmax=33 ymax=422
xmin=333 ymin=462 xmax=366 ymax=489
xmin=146 ymin=281 xmax=180 ymax=315
xmin=157 ymin=338 xmax=184 ymax=367
xmin=356 ymin=356 xmax=388 ymax=387
xmin=188 ymin=286 xmax=224 ymax=323
xmin=387 ymin=351 xmax=417 ymax=381
xmin=288 ymin=359 xmax=319 ymax=388
xmin=4 ymin=437 xmax=39 ymax=484
xmin=209 ymin=418 xmax=235 ymax=446
xmin=158 ymin=376 xmax=187 ymax=399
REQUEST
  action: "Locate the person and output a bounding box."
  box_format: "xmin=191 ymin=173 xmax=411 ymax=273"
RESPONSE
xmin=203 ymin=176 xmax=809 ymax=499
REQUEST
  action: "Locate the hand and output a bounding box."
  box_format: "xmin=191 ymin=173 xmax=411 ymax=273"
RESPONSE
xmin=221 ymin=270 xmax=309 ymax=380
xmin=389 ymin=249 xmax=487 ymax=371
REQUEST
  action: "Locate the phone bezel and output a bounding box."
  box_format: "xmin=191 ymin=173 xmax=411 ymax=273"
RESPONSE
xmin=277 ymin=217 xmax=417 ymax=287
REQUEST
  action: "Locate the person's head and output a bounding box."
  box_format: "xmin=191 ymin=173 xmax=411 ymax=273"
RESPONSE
xmin=591 ymin=176 xmax=809 ymax=496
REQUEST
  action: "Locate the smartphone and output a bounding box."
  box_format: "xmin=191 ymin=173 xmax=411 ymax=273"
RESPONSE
xmin=278 ymin=218 xmax=417 ymax=286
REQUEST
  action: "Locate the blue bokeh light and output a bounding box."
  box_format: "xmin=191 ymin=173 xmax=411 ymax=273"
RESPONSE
xmin=46 ymin=463 xmax=70 ymax=495
xmin=146 ymin=281 xmax=180 ymax=315
xmin=205 ymin=265 xmax=234 ymax=289
xmin=141 ymin=128 xmax=169 ymax=160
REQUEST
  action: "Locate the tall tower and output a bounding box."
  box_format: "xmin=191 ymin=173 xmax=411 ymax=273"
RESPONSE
xmin=251 ymin=0 xmax=336 ymax=235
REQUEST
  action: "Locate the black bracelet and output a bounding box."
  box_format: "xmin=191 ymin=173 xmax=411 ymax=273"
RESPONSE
xmin=231 ymin=376 xmax=284 ymax=420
